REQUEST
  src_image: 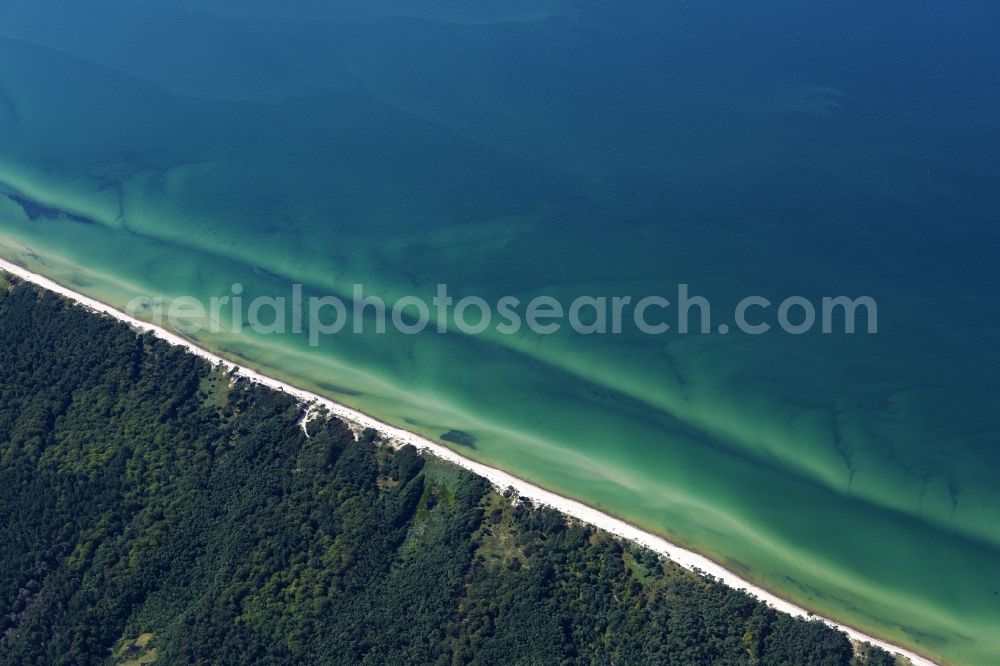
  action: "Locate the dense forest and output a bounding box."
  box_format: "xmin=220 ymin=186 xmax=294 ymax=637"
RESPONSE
xmin=0 ymin=279 xmax=903 ymax=665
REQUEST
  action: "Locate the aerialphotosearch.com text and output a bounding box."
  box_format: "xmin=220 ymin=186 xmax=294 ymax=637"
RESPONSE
xmin=126 ymin=283 xmax=878 ymax=346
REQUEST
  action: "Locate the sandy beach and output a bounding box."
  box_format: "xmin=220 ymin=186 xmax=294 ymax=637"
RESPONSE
xmin=0 ymin=257 xmax=935 ymax=666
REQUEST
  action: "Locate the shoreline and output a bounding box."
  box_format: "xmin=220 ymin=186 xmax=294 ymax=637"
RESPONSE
xmin=0 ymin=257 xmax=935 ymax=666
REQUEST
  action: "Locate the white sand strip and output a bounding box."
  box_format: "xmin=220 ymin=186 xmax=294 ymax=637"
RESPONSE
xmin=0 ymin=257 xmax=934 ymax=666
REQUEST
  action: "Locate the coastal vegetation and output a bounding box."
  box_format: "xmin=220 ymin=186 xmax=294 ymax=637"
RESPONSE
xmin=0 ymin=280 xmax=901 ymax=665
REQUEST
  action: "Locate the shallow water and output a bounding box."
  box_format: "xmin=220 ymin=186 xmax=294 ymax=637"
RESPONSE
xmin=1 ymin=1 xmax=999 ymax=662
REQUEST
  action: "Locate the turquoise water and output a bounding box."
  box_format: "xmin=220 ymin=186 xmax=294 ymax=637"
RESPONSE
xmin=1 ymin=2 xmax=999 ymax=662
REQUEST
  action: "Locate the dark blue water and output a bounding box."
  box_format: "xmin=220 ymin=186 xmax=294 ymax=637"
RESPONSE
xmin=1 ymin=2 xmax=999 ymax=661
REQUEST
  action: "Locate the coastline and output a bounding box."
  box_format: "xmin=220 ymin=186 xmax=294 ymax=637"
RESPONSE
xmin=0 ymin=257 xmax=935 ymax=666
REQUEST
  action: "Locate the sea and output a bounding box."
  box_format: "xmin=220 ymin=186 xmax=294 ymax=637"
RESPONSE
xmin=1 ymin=1 xmax=998 ymax=662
